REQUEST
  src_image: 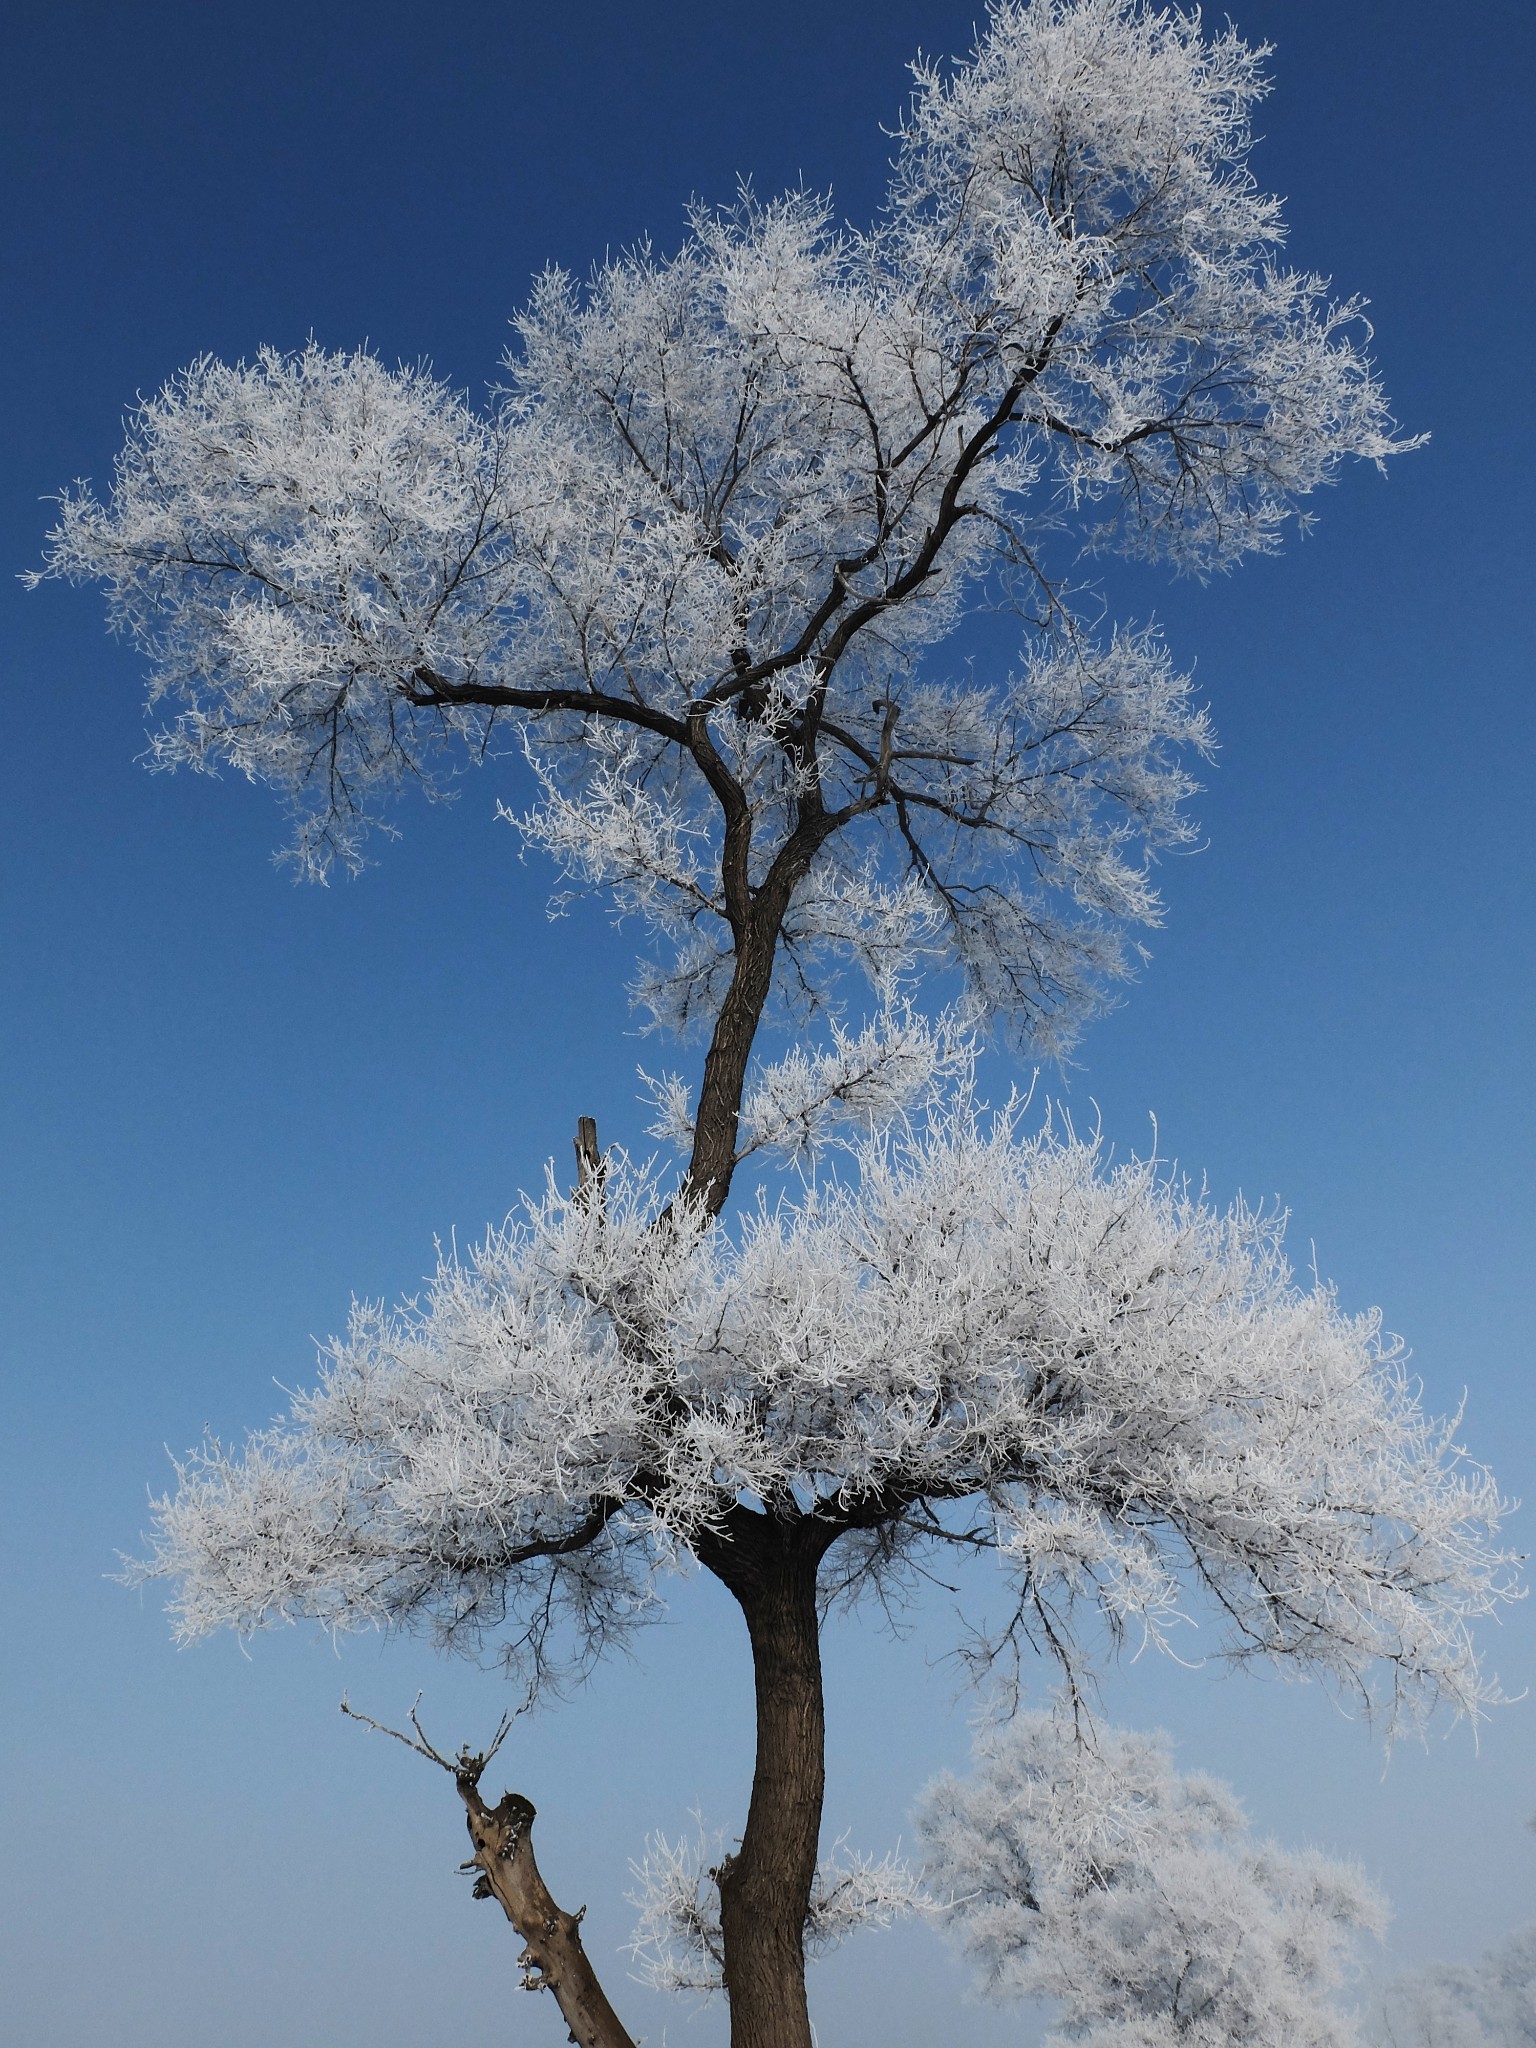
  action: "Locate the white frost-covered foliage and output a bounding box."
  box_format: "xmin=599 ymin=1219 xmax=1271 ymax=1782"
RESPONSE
xmin=919 ymin=1706 xmax=1387 ymax=2048
xmin=627 ymin=1820 xmax=924 ymax=1995
xmin=35 ymin=0 xmax=1409 ymax=1051
xmin=642 ymin=999 xmax=975 ymax=1162
xmin=1369 ymin=1923 xmax=1536 ymax=2048
xmin=136 ymin=1089 xmax=1510 ymax=1720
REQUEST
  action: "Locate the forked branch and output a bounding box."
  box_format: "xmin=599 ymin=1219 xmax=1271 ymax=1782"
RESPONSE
xmin=341 ymin=1698 xmax=637 ymax=2048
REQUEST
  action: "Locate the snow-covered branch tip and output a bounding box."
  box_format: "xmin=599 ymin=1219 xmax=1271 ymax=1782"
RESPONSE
xmin=338 ymin=1692 xmax=514 ymax=1785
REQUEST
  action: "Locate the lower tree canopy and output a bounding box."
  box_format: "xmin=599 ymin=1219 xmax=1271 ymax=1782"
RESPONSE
xmin=137 ymin=1082 xmax=1512 ymax=1728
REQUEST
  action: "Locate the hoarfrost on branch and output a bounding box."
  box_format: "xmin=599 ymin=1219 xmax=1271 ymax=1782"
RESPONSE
xmin=627 ymin=1819 xmax=926 ymax=1997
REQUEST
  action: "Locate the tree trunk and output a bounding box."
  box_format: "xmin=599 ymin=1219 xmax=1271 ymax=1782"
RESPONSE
xmin=685 ymin=918 xmax=779 ymax=1215
xmin=683 ymin=812 xmax=837 ymax=1218
xmin=457 ymin=1773 xmax=637 ymax=2048
xmin=713 ymin=1533 xmax=828 ymax=2048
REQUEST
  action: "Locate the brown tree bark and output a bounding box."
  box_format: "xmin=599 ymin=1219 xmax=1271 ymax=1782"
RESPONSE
xmin=685 ymin=917 xmax=781 ymax=1214
xmin=682 ymin=817 xmax=837 ymax=1218
xmin=705 ymin=1522 xmax=835 ymax=2048
xmin=457 ymin=1772 xmax=638 ymax=2048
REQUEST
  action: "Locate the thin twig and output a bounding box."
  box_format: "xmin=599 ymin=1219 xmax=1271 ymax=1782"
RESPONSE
xmin=339 ymin=1692 xmax=514 ymax=1785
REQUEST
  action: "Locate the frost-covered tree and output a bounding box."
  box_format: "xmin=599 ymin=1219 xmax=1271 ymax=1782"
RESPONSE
xmin=1371 ymin=1957 xmax=1521 ymax=2048
xmin=34 ymin=6 xmax=1512 ymax=2048
xmin=1368 ymin=1888 xmax=1536 ymax=2048
xmin=919 ymin=1703 xmax=1387 ymax=2048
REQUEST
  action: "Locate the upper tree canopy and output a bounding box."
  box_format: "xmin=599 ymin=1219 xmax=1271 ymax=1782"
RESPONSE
xmin=39 ymin=0 xmax=1406 ymax=1073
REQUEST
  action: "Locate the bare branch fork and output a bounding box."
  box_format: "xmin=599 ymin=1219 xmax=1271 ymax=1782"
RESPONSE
xmin=340 ymin=1695 xmax=637 ymax=2048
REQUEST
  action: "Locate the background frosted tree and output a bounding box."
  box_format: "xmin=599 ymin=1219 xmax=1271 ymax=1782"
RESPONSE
xmin=34 ymin=5 xmax=1512 ymax=2048
xmin=1371 ymin=1946 xmax=1536 ymax=2048
xmin=1367 ymin=1838 xmax=1536 ymax=2048
xmin=919 ymin=1702 xmax=1387 ymax=2048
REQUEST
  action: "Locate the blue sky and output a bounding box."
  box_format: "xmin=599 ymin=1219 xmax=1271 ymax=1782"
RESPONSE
xmin=2 ymin=3 xmax=1533 ymax=2043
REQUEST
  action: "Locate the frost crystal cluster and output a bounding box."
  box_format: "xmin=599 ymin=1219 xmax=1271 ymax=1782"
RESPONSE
xmin=920 ymin=1706 xmax=1387 ymax=2048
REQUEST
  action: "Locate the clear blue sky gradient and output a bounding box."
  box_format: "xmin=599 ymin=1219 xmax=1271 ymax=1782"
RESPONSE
xmin=2 ymin=4 xmax=1532 ymax=2044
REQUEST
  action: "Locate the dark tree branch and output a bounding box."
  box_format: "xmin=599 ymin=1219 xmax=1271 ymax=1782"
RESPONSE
xmin=341 ymin=1697 xmax=638 ymax=2048
xmin=407 ymin=665 xmax=689 ymax=746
